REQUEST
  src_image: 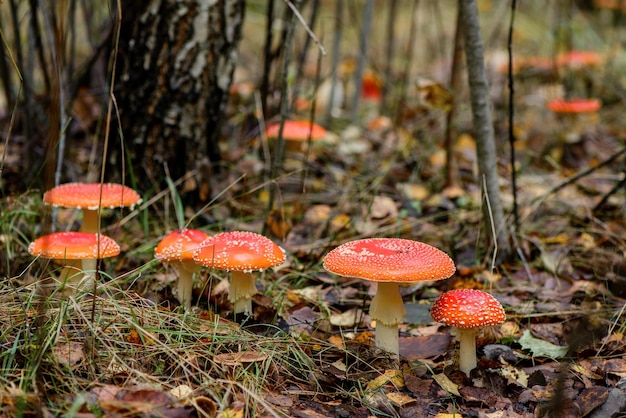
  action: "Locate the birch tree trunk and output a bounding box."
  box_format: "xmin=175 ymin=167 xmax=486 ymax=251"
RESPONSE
xmin=459 ymin=0 xmax=511 ymax=261
xmin=112 ymin=0 xmax=244 ymax=198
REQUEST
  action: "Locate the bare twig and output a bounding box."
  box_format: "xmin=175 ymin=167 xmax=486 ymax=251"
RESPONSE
xmin=260 ymin=0 xmax=275 ymax=116
xmin=507 ymin=0 xmax=520 ymax=232
xmin=530 ymin=146 xmax=626 ymax=208
xmin=265 ymin=0 xmax=302 ymax=232
xmin=284 ymin=0 xmax=326 ymax=56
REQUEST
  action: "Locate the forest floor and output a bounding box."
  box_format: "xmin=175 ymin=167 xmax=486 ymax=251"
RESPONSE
xmin=3 ymin=2 xmax=626 ymax=418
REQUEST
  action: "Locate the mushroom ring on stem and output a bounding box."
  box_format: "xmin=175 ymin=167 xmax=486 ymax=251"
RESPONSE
xmin=431 ymin=289 xmax=505 ymax=375
xmin=323 ymin=238 xmax=455 ymax=358
xmin=155 ymin=229 xmax=210 ymax=309
xmin=193 ymin=231 xmax=285 ymax=315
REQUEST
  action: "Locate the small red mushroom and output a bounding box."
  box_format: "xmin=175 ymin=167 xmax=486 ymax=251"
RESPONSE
xmin=43 ymin=182 xmax=141 ymax=233
xmin=193 ymin=231 xmax=285 ymax=316
xmin=323 ymin=238 xmax=455 ymax=358
xmin=29 ymin=232 xmax=121 ymax=294
xmin=155 ymin=229 xmax=210 ymax=309
xmin=431 ymin=289 xmax=506 ymax=375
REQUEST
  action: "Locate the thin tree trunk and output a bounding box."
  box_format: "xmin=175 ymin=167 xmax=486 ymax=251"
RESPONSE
xmin=444 ymin=5 xmax=464 ymax=195
xmin=459 ymin=0 xmax=511 ymax=262
xmin=350 ymin=0 xmax=374 ymax=123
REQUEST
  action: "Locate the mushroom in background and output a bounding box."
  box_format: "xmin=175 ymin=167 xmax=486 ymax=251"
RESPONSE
xmin=193 ymin=231 xmax=285 ymax=316
xmin=265 ymin=120 xmax=327 ymax=154
xmin=44 ymin=182 xmax=142 ymax=233
xmin=431 ymin=288 xmax=506 ymax=375
xmin=28 ymin=231 xmax=121 ymax=295
xmin=155 ymin=229 xmax=210 ymax=309
xmin=323 ymin=238 xmax=455 ymax=358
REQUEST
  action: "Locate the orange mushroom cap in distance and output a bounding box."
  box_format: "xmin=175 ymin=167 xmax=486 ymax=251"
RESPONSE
xmin=43 ymin=182 xmax=141 ymax=210
xmin=431 ymin=289 xmax=505 ymax=329
xmin=322 ymin=238 xmax=456 ymax=283
xmin=28 ymin=231 xmax=121 ymax=260
xmin=193 ymin=231 xmax=285 ymax=272
xmin=155 ymin=229 xmax=210 ymax=263
xmin=547 ymin=98 xmax=601 ymax=114
xmin=556 ymin=50 xmax=603 ymax=68
xmin=265 ymin=120 xmax=327 ymax=142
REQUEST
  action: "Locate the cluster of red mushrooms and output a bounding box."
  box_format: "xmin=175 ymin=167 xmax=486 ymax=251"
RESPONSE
xmin=28 ymin=183 xmax=141 ymax=294
xmin=28 ymin=182 xmax=506 ymax=375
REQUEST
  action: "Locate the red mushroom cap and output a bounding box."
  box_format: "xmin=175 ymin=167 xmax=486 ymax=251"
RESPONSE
xmin=28 ymin=232 xmax=121 ymax=259
xmin=556 ymin=50 xmax=603 ymax=67
xmin=323 ymin=238 xmax=455 ymax=283
xmin=361 ymin=71 xmax=383 ymax=101
xmin=431 ymin=289 xmax=505 ymax=329
xmin=547 ymin=98 xmax=601 ymax=113
xmin=193 ymin=231 xmax=285 ymax=272
xmin=155 ymin=229 xmax=210 ymax=262
xmin=43 ymin=183 xmax=142 ymax=210
xmin=265 ymin=120 xmax=327 ymax=142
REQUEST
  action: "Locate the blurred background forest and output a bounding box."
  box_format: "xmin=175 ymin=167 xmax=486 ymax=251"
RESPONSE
xmin=1 ymin=0 xmax=622 ymax=198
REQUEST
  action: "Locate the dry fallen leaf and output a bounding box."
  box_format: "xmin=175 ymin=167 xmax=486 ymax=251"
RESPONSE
xmin=52 ymin=341 xmax=84 ymax=367
xmin=386 ymin=391 xmax=416 ymax=407
xmin=432 ymin=373 xmax=460 ymax=397
xmin=214 ymin=351 xmax=269 ymax=367
xmin=329 ymin=308 xmax=363 ymax=327
xmin=367 ymin=369 xmax=405 ymax=390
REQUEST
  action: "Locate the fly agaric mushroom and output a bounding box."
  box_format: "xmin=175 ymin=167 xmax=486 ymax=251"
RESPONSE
xmin=430 ymin=289 xmax=505 ymax=375
xmin=265 ymin=120 xmax=327 ymax=153
xmin=323 ymin=238 xmax=455 ymax=358
xmin=155 ymin=229 xmax=210 ymax=309
xmin=43 ymin=182 xmax=141 ymax=233
xmin=28 ymin=231 xmax=121 ymax=294
xmin=193 ymin=231 xmax=285 ymax=316
xmin=547 ymin=98 xmax=601 ymax=113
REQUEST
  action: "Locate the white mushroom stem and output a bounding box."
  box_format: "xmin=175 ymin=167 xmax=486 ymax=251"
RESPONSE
xmin=456 ymin=328 xmax=478 ymax=375
xmin=175 ymin=260 xmax=202 ymax=309
xmin=80 ymin=258 xmax=97 ymax=290
xmin=229 ymin=271 xmax=257 ymax=315
xmin=81 ymin=209 xmax=99 ymax=233
xmin=55 ymin=259 xmax=91 ymax=295
xmin=369 ymin=281 xmax=406 ymax=358
xmin=57 ymin=260 xmax=83 ymax=287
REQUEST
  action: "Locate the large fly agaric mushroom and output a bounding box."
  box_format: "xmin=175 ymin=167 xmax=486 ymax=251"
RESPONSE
xmin=265 ymin=120 xmax=327 ymax=154
xmin=28 ymin=231 xmax=121 ymax=294
xmin=323 ymin=238 xmax=455 ymax=358
xmin=430 ymin=289 xmax=505 ymax=375
xmin=43 ymin=182 xmax=141 ymax=233
xmin=193 ymin=231 xmax=285 ymax=316
xmin=155 ymin=229 xmax=210 ymax=309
